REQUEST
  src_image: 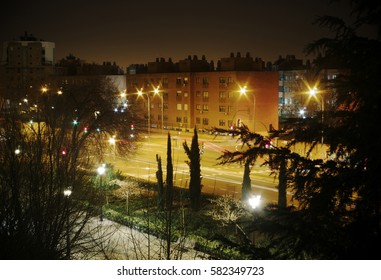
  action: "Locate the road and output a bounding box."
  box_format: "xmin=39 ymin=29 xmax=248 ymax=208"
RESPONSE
xmin=106 ymin=130 xmax=295 ymax=206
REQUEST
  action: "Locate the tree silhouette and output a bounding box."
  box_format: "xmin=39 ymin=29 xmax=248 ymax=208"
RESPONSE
xmin=0 ymin=77 xmax=142 ymax=259
xmin=183 ymin=127 xmax=202 ymax=211
xmin=156 ymin=154 xmax=164 ymax=211
xmin=241 ymin=159 xmax=252 ymax=202
xmin=165 ymin=132 xmax=173 ymax=259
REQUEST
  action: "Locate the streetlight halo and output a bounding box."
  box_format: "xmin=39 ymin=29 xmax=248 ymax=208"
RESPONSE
xmin=97 ymin=164 xmax=106 ymax=175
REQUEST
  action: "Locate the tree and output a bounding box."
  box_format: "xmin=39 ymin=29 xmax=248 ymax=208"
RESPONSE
xmin=241 ymin=159 xmax=252 ymax=202
xmin=0 ymin=76 xmax=142 ymax=259
xmin=214 ymin=124 xmax=286 ymax=206
xmin=165 ymin=132 xmax=173 ymax=259
xmin=252 ymin=0 xmax=381 ymax=259
xmin=183 ymin=127 xmax=202 ymax=211
xmin=156 ymin=154 xmax=164 ymax=211
xmin=298 ymin=0 xmax=381 ymax=258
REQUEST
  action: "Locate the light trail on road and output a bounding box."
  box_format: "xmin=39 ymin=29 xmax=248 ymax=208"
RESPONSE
xmin=103 ymin=131 xmax=297 ymax=206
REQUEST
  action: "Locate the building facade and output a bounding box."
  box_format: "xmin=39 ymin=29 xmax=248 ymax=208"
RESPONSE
xmin=126 ymin=54 xmax=278 ymax=135
xmin=0 ymin=33 xmax=56 ymax=102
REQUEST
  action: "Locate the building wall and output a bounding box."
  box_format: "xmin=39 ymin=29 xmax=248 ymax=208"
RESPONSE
xmin=126 ymin=70 xmax=278 ymax=135
xmin=0 ymin=40 xmax=56 ymax=101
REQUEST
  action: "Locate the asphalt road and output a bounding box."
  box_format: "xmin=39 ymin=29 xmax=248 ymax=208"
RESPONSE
xmin=106 ymin=130 xmax=295 ymax=207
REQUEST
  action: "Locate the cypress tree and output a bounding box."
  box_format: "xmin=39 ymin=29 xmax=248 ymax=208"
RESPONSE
xmin=183 ymin=127 xmax=202 ymax=211
xmin=165 ymin=132 xmax=173 ymax=259
xmin=156 ymin=154 xmax=164 ymax=210
xmin=242 ymin=159 xmax=252 ymax=202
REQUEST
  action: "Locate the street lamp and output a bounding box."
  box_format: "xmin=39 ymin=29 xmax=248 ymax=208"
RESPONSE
xmin=153 ymin=86 xmax=164 ymax=135
xmin=63 ymin=186 xmax=72 ymax=259
xmin=137 ymin=88 xmax=151 ymax=137
xmin=248 ymin=194 xmax=261 ymax=247
xmin=108 ymin=135 xmax=116 ymax=161
xmin=239 ymin=86 xmax=256 ymax=132
xmin=308 ymin=87 xmax=325 ymax=160
xmin=248 ymin=194 xmax=261 ymax=210
xmin=97 ymin=164 xmax=106 ymax=221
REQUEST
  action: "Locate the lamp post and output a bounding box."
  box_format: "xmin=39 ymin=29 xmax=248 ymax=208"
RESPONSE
xmin=248 ymin=194 xmax=261 ymax=247
xmin=137 ymin=88 xmax=151 ymax=137
xmin=108 ymin=135 xmax=116 ymax=161
xmin=63 ymin=186 xmax=72 ymax=259
xmin=153 ymin=86 xmax=164 ymax=135
xmin=239 ymin=86 xmax=256 ymax=132
xmin=248 ymin=194 xmax=261 ymax=210
xmin=97 ymin=164 xmax=106 ymax=221
xmin=308 ymin=87 xmax=325 ymax=160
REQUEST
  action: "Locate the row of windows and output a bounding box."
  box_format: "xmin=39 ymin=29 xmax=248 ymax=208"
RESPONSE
xmin=141 ymin=90 xmax=236 ymax=100
xmin=128 ymin=76 xmax=235 ymax=89
xmin=151 ymin=114 xmax=233 ymax=128
xmin=192 ymin=118 xmax=233 ymax=127
xmin=194 ymin=104 xmax=234 ymax=112
xmin=149 ymin=103 xmax=234 ymax=112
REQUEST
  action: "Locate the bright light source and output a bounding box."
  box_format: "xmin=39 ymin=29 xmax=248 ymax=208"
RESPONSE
xmin=309 ymin=87 xmax=317 ymax=96
xmin=97 ymin=164 xmax=106 ymax=175
xmin=108 ymin=136 xmax=116 ymax=145
xmin=63 ymin=187 xmax=72 ymax=197
xmin=248 ymin=195 xmax=261 ymax=209
xmin=239 ymin=86 xmax=247 ymax=95
xmin=14 ymin=148 xmax=21 ymax=155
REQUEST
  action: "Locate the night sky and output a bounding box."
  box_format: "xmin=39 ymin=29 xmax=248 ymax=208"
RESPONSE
xmin=1 ymin=0 xmax=350 ymax=68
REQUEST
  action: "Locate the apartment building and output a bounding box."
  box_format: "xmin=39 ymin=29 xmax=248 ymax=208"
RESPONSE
xmin=126 ymin=53 xmax=278 ymax=134
xmin=0 ymin=33 xmax=56 ymax=102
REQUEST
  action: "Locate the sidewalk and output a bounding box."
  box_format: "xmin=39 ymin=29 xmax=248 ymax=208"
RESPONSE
xmin=74 ymin=217 xmax=209 ymax=260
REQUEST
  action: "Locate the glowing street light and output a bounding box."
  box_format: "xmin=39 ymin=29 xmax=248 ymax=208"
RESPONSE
xmin=308 ymin=86 xmax=325 ymax=160
xmin=248 ymin=195 xmax=261 ymax=209
xmin=97 ymin=164 xmax=106 ymax=221
xmin=108 ymin=135 xmax=116 ymax=145
xmin=137 ymin=88 xmax=151 ymax=137
xmin=239 ymin=85 xmax=256 ymax=132
xmin=63 ymin=187 xmax=72 ymax=197
xmin=153 ymin=86 xmax=164 ymax=135
xmin=108 ymin=135 xmax=116 ymax=161
xmin=63 ymin=186 xmax=72 ymax=259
